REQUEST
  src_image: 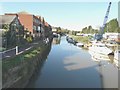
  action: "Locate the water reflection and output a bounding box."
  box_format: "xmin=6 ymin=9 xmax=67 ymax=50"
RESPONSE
xmin=88 ymin=51 xmax=118 ymax=88
xmin=108 ymin=55 xmax=114 ymax=63
xmin=96 ymin=60 xmax=118 ymax=88
xmin=88 ymin=48 xmax=119 ymax=70
xmin=27 ymin=37 xmax=118 ymax=88
xmin=26 ymin=44 xmax=52 ymax=88
xmin=63 ymin=53 xmax=96 ymax=71
xmin=52 ymin=37 xmax=61 ymax=45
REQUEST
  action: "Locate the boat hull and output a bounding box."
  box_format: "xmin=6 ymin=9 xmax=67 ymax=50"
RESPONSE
xmin=114 ymin=50 xmax=120 ymax=67
xmin=89 ymin=50 xmax=110 ymax=61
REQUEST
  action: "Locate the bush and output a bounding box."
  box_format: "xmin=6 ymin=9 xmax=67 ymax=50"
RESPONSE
xmin=70 ymin=35 xmax=89 ymax=44
xmin=26 ymin=36 xmax=33 ymax=43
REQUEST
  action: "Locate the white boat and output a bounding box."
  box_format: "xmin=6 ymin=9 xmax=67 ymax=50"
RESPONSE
xmin=91 ymin=55 xmax=110 ymax=62
xmin=105 ymin=40 xmax=117 ymax=46
xmin=89 ymin=42 xmax=113 ymax=61
xmin=89 ymin=42 xmax=113 ymax=55
xmin=114 ymin=49 xmax=120 ymax=67
xmin=53 ymin=33 xmax=59 ymax=38
xmin=76 ymin=42 xmax=84 ymax=47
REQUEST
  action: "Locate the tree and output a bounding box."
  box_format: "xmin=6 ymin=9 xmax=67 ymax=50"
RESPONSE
xmin=94 ymin=29 xmax=99 ymax=34
xmin=2 ymin=24 xmax=9 ymax=30
xmin=72 ymin=31 xmax=77 ymax=35
xmin=2 ymin=24 xmax=9 ymax=37
xmin=58 ymin=27 xmax=61 ymax=30
xmin=88 ymin=25 xmax=92 ymax=33
xmin=104 ymin=18 xmax=119 ymax=33
xmin=81 ymin=27 xmax=87 ymax=34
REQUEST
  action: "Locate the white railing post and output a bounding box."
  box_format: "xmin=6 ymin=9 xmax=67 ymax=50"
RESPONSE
xmin=16 ymin=46 xmax=18 ymax=55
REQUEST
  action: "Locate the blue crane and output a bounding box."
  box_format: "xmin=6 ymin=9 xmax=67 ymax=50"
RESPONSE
xmin=95 ymin=2 xmax=112 ymax=41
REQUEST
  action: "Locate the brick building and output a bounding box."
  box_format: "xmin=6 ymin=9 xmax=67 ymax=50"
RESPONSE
xmin=5 ymin=11 xmax=52 ymax=40
xmin=5 ymin=12 xmax=43 ymax=38
xmin=0 ymin=15 xmax=24 ymax=48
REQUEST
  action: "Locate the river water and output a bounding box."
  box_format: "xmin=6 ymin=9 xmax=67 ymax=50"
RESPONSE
xmin=27 ymin=36 xmax=118 ymax=88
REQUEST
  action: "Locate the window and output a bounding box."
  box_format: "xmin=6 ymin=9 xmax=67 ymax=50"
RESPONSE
xmin=33 ymin=25 xmax=36 ymax=30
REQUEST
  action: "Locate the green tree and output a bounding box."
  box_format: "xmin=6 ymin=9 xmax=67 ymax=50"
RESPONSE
xmin=82 ymin=27 xmax=87 ymax=34
xmin=104 ymin=18 xmax=119 ymax=33
xmin=94 ymin=29 xmax=99 ymax=34
xmin=2 ymin=24 xmax=9 ymax=37
xmin=72 ymin=31 xmax=77 ymax=35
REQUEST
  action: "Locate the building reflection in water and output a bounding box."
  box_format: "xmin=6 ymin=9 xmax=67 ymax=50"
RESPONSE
xmin=52 ymin=37 xmax=61 ymax=45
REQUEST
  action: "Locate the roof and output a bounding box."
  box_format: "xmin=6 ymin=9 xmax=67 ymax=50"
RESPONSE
xmin=45 ymin=22 xmax=49 ymax=27
xmin=36 ymin=15 xmax=41 ymax=19
xmin=41 ymin=17 xmax=45 ymax=23
xmin=0 ymin=15 xmax=16 ymax=24
xmin=18 ymin=11 xmax=30 ymax=14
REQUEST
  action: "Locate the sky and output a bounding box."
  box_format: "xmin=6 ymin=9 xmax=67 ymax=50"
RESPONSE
xmin=0 ymin=2 xmax=118 ymax=31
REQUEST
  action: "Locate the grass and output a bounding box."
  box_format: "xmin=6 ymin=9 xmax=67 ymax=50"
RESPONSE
xmin=2 ymin=44 xmax=47 ymax=72
xmin=0 ymin=47 xmax=6 ymax=52
xmin=69 ymin=35 xmax=89 ymax=44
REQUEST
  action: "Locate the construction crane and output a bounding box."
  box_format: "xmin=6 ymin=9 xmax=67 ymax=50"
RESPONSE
xmin=95 ymin=2 xmax=112 ymax=41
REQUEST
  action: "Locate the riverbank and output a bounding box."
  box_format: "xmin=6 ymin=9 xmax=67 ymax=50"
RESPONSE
xmin=68 ymin=35 xmax=92 ymax=49
xmin=2 ymin=37 xmax=52 ymax=88
xmin=69 ymin=35 xmax=89 ymax=44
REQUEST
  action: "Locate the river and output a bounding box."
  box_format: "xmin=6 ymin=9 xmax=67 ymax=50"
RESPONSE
xmin=26 ymin=36 xmax=118 ymax=88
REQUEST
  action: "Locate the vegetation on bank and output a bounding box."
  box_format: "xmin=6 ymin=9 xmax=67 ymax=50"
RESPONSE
xmin=0 ymin=47 xmax=6 ymax=52
xmin=69 ymin=35 xmax=90 ymax=44
xmin=54 ymin=18 xmax=119 ymax=35
xmin=80 ymin=19 xmax=119 ymax=34
xmin=2 ymin=43 xmax=48 ymax=72
xmin=104 ymin=18 xmax=120 ymax=33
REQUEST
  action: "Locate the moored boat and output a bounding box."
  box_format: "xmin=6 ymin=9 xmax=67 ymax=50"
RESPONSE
xmin=89 ymin=42 xmax=113 ymax=55
xmin=114 ymin=49 xmax=120 ymax=67
xmin=89 ymin=42 xmax=113 ymax=61
xmin=76 ymin=42 xmax=84 ymax=47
